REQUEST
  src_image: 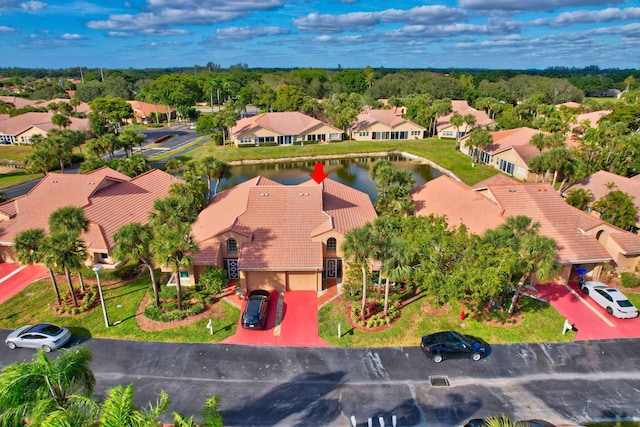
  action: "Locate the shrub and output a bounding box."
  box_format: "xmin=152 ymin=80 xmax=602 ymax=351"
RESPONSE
xmin=621 ymin=272 xmax=640 ymax=288
xmin=143 ymin=294 xmax=206 ymax=322
xmin=197 ymin=266 xmax=228 ymax=295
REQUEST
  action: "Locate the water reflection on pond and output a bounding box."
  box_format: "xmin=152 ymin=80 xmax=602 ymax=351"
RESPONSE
xmin=219 ymin=155 xmax=441 ymax=202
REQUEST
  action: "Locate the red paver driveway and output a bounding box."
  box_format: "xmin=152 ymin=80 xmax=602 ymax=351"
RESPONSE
xmin=222 ymin=290 xmax=329 ymax=347
xmin=0 ymin=263 xmax=48 ymax=304
xmin=536 ymin=281 xmax=640 ymax=340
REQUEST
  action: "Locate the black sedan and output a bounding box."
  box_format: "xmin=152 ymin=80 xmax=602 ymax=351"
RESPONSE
xmin=241 ymin=290 xmax=270 ymax=329
xmin=420 ymin=330 xmax=486 ymax=363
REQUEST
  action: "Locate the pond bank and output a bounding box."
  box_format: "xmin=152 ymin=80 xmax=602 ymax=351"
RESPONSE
xmin=227 ymin=150 xmax=462 ymax=182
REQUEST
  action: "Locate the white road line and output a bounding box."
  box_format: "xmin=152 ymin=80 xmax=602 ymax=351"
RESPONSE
xmin=0 ymin=265 xmax=26 ymax=284
xmin=562 ymin=282 xmax=615 ymax=327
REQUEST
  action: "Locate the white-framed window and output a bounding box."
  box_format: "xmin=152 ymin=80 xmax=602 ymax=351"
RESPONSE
xmin=327 ymin=237 xmax=337 ymax=251
xmin=411 ymin=130 xmax=421 ymax=136
xmin=227 ymin=238 xmax=237 ymax=254
xmin=498 ymin=159 xmax=515 ymax=175
xmin=443 ymin=131 xmax=454 ymax=137
xmin=329 ymin=133 xmax=340 ymax=140
xmin=240 ymin=137 xmax=252 ymax=143
xmin=179 ymin=271 xmax=189 ymax=279
xmin=359 ymin=131 xmax=369 ymax=137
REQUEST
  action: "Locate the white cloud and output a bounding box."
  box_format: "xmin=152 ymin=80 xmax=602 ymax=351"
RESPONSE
xmin=458 ymin=0 xmax=623 ymax=12
xmin=107 ymin=31 xmax=135 ymax=38
xmin=60 ymin=33 xmax=85 ymax=40
xmin=543 ymin=7 xmax=640 ymax=27
xmin=293 ymin=5 xmax=466 ymax=34
xmin=0 ymin=25 xmax=17 ymax=33
xmin=19 ymin=1 xmax=46 ymax=11
xmin=208 ymin=26 xmax=289 ymax=42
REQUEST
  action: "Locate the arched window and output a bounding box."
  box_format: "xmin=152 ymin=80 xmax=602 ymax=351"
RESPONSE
xmin=327 ymin=237 xmax=337 ymax=251
xmin=227 ymin=238 xmax=237 ymax=254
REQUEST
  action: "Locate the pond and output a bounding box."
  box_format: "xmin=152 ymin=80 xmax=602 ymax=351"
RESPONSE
xmin=219 ymin=154 xmax=442 ymax=202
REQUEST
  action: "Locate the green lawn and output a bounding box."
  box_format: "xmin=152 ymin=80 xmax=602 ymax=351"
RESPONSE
xmin=0 ymin=273 xmax=240 ymax=343
xmin=318 ymin=293 xmax=574 ymax=347
xmin=180 ymin=138 xmax=499 ymax=185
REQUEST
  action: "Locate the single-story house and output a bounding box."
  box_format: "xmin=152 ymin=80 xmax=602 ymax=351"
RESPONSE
xmin=230 ymin=112 xmax=343 ymax=147
xmin=459 ymin=127 xmax=545 ymax=181
xmin=0 ymin=167 xmax=181 ymax=267
xmin=563 ymin=170 xmax=640 ymax=232
xmin=127 ymin=100 xmax=174 ymax=124
xmin=0 ymin=96 xmax=90 ymax=115
xmin=412 ymin=175 xmax=640 ymax=283
xmin=0 ymin=112 xmax=89 ymax=145
xmin=349 ymin=109 xmax=425 ymax=141
xmin=436 ymin=100 xmax=493 ymax=139
xmin=186 ymin=176 xmax=377 ymax=292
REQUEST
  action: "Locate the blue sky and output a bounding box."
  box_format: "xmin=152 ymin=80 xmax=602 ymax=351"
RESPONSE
xmin=1 ymin=0 xmax=639 ymax=70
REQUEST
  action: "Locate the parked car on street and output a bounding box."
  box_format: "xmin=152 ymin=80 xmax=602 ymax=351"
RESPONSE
xmin=420 ymin=330 xmax=486 ymax=363
xmin=5 ymin=323 xmax=72 ymax=352
xmin=241 ymin=290 xmax=270 ymax=329
xmin=580 ymin=281 xmax=639 ymax=318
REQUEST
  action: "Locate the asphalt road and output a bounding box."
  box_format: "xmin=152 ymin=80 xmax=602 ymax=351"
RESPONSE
xmin=1 ymin=332 xmax=639 ymax=427
xmin=0 ymin=124 xmax=204 ymax=200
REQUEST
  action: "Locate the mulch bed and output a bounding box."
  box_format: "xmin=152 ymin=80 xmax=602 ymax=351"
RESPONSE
xmin=135 ymin=293 xmax=229 ymax=331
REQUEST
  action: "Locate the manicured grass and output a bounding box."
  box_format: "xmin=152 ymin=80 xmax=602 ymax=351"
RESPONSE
xmin=318 ymin=293 xmax=574 ymax=347
xmin=0 ymin=170 xmax=43 ymax=190
xmin=182 ymin=138 xmax=499 ymax=185
xmin=0 ymin=274 xmax=240 ymax=343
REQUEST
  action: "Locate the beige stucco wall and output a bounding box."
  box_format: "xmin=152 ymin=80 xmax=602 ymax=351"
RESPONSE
xmin=233 ymin=123 xmax=343 ymax=145
xmin=15 ymin=127 xmax=46 ymax=144
xmin=350 ymin=121 xmax=424 ymax=141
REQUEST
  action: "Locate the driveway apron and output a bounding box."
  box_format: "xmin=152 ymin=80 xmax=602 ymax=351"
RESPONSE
xmin=0 ymin=264 xmax=48 ymax=304
xmin=536 ymin=282 xmax=640 ymax=340
xmin=222 ymin=290 xmax=328 ymax=347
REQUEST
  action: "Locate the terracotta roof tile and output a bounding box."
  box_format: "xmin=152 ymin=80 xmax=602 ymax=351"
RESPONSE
xmin=484 ymin=127 xmax=546 ymax=164
xmin=436 ymin=100 xmax=493 ymax=130
xmin=231 ymin=112 xmax=341 ymax=137
xmin=191 ymin=176 xmax=377 ymax=270
xmin=411 ymin=176 xmax=505 ymax=234
xmin=351 ymin=109 xmax=424 ymax=132
xmin=0 ymin=168 xmax=178 ymax=252
xmin=610 ymin=232 xmax=640 ymax=254
xmin=0 ymin=112 xmax=89 ymax=136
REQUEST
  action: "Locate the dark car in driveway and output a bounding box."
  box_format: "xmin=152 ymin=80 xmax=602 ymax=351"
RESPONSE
xmin=420 ymin=330 xmax=486 ymax=363
xmin=241 ymin=290 xmax=270 ymax=329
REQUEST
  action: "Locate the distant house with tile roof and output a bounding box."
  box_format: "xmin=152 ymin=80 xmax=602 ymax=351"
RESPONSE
xmin=436 ymin=100 xmax=493 ymax=139
xmin=349 ymin=109 xmax=425 ymax=141
xmin=230 ymin=112 xmax=343 ymax=147
xmin=563 ymin=170 xmax=640 ymax=231
xmin=459 ymin=127 xmax=545 ymax=181
xmin=0 ymin=111 xmax=89 ymax=145
xmin=0 ymin=167 xmax=180 ymax=267
xmin=412 ymin=175 xmax=640 ymax=283
xmin=187 ymin=176 xmax=377 ymax=292
xmin=0 ymin=96 xmax=90 ymax=115
xmin=127 ymin=100 xmax=173 ymax=124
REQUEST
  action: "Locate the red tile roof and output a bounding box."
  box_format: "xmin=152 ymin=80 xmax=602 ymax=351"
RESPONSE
xmin=565 ymin=170 xmax=640 ymax=224
xmin=191 ymin=176 xmax=377 ymax=270
xmin=351 ymin=109 xmax=423 ymax=132
xmin=412 ymin=176 xmax=638 ymax=264
xmin=0 ymin=168 xmax=180 ymax=252
xmin=127 ymin=100 xmax=169 ymax=117
xmin=484 ymin=127 xmax=545 ymax=164
xmin=412 ymin=176 xmax=505 ymax=235
xmin=0 ymin=112 xmax=89 ymax=136
xmin=436 ymin=100 xmax=493 ymax=131
xmin=231 ymin=112 xmax=340 ymax=137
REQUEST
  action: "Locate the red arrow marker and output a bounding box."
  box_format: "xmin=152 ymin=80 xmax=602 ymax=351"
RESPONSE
xmin=309 ymin=162 xmax=328 ymax=184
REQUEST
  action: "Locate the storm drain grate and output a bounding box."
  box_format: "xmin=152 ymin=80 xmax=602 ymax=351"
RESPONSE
xmin=429 ymin=376 xmax=450 ymax=387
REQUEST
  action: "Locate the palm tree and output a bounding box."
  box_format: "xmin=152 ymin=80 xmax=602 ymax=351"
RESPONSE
xmin=113 ymin=222 xmax=161 ymax=308
xmin=99 ymin=384 xmax=169 ymax=427
xmin=507 ymin=232 xmax=559 ymax=316
xmin=342 ymin=223 xmax=375 ymax=321
xmin=450 ymin=113 xmax=463 ymax=149
xmin=380 ymin=235 xmax=412 ymax=315
xmin=44 ymin=231 xmax=87 ymax=307
xmin=149 ymin=195 xmax=199 ymax=230
xmin=13 ymin=228 xmax=62 ymax=305
xmin=0 ymin=347 xmax=95 ymax=426
xmin=466 ymin=128 xmax=493 ymax=165
xmin=197 ymin=155 xmax=218 ymax=201
xmin=211 ymin=159 xmax=232 ymax=196
xmin=564 ymin=188 xmax=593 ymax=211
xmin=150 ymin=222 xmax=199 ymax=311
xmin=49 ymin=206 xmax=90 ymax=293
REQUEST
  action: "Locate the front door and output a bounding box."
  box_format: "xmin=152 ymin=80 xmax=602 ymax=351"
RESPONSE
xmin=224 ymin=259 xmax=239 ymax=279
xmin=325 ymin=259 xmax=341 ymax=278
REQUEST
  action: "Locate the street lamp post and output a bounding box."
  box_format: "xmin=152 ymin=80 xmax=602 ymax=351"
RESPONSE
xmin=92 ymin=265 xmax=110 ymax=328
